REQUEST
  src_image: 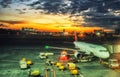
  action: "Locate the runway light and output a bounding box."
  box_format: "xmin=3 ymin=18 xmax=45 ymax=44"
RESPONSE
xmin=45 ymin=45 xmax=49 ymax=49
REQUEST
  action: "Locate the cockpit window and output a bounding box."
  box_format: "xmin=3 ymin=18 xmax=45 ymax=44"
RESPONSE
xmin=100 ymin=50 xmax=108 ymax=52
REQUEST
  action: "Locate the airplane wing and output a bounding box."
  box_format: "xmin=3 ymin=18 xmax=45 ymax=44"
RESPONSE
xmin=44 ymin=45 xmax=85 ymax=59
xmin=45 ymin=45 xmax=76 ymax=51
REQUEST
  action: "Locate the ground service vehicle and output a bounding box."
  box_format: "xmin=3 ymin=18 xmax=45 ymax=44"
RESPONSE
xmin=108 ymin=59 xmax=119 ymax=69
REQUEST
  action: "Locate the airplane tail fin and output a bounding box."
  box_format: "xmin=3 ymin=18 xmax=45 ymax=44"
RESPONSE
xmin=74 ymin=31 xmax=77 ymax=41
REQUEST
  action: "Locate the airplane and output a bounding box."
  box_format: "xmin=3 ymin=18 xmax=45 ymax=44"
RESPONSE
xmin=45 ymin=32 xmax=110 ymax=59
xmin=73 ymin=41 xmax=110 ymax=59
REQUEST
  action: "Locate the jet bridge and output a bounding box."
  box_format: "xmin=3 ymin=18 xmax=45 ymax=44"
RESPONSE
xmin=105 ymin=44 xmax=120 ymax=54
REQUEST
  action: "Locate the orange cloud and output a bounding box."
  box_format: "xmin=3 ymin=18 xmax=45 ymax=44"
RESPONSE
xmin=0 ymin=20 xmax=27 ymax=24
xmin=0 ymin=13 xmax=110 ymax=32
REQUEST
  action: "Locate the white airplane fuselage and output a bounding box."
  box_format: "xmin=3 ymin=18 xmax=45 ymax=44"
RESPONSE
xmin=74 ymin=41 xmax=110 ymax=59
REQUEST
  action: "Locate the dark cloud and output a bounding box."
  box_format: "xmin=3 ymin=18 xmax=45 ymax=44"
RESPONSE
xmin=27 ymin=0 xmax=120 ymax=14
xmin=0 ymin=0 xmax=12 ymax=8
xmin=0 ymin=20 xmax=26 ymax=24
xmin=19 ymin=0 xmax=31 ymax=1
xmin=82 ymin=12 xmax=120 ymax=28
xmin=0 ymin=0 xmax=31 ymax=8
xmin=28 ymin=0 xmax=62 ymax=13
xmin=27 ymin=0 xmax=91 ymax=14
xmin=84 ymin=16 xmax=120 ymax=28
xmin=15 ymin=9 xmax=26 ymax=14
xmin=0 ymin=23 xmax=7 ymax=27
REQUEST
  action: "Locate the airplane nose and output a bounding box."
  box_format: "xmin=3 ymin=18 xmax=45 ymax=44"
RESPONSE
xmin=102 ymin=52 xmax=110 ymax=59
xmin=106 ymin=53 xmax=110 ymax=58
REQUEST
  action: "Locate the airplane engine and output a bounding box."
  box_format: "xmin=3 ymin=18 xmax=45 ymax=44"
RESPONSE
xmin=74 ymin=51 xmax=81 ymax=59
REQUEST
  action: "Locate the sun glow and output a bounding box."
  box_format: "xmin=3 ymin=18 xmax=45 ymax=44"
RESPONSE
xmin=0 ymin=13 xmax=107 ymax=33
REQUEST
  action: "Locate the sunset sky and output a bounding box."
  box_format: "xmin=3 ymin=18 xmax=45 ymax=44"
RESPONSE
xmin=0 ymin=0 xmax=120 ymax=32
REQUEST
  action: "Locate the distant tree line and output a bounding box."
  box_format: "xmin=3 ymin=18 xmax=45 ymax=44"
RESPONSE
xmin=0 ymin=28 xmax=20 ymax=35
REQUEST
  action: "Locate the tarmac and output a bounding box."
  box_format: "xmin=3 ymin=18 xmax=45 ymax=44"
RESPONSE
xmin=0 ymin=46 xmax=120 ymax=77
